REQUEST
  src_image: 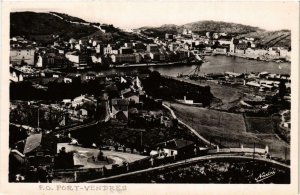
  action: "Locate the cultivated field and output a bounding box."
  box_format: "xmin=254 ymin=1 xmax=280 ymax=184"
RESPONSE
xmin=169 ymin=102 xmax=289 ymax=160
xmin=244 ymin=116 xmax=274 ymax=134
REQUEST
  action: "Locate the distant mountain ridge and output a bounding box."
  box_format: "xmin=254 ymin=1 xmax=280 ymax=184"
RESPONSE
xmin=138 ymin=20 xmax=263 ymax=34
xmin=138 ymin=20 xmax=290 ymax=48
xmin=10 ymin=12 xmax=290 ymax=48
xmin=183 ymin=20 xmax=263 ymax=34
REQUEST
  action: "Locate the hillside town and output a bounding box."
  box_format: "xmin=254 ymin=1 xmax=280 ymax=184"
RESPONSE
xmin=8 ymin=11 xmax=291 ymax=184
xmin=10 ymin=24 xmax=291 ymax=74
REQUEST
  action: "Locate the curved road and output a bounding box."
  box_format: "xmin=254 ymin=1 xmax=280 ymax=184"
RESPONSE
xmin=86 ymin=153 xmax=290 ymax=183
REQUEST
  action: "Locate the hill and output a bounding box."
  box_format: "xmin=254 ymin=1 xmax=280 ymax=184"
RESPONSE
xmin=138 ymin=20 xmax=290 ymax=48
xmin=49 ymin=12 xmax=87 ymax=23
xmin=138 ymin=20 xmax=262 ymax=39
xmin=10 ymin=12 xmax=148 ymax=45
xmin=139 ymin=21 xmax=262 ymax=35
xmin=10 ymin=12 xmax=99 ymax=44
xmin=183 ymin=20 xmax=262 ymax=34
xmin=237 ymin=30 xmax=291 ymax=48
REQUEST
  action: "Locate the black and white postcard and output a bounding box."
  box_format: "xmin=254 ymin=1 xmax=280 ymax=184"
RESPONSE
xmin=0 ymin=1 xmax=299 ymax=195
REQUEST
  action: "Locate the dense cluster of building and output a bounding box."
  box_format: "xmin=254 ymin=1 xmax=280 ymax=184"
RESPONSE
xmin=149 ymin=29 xmax=291 ymax=62
xmin=9 ymin=33 xmax=198 ymax=74
xmin=9 ymin=25 xmax=291 ymax=82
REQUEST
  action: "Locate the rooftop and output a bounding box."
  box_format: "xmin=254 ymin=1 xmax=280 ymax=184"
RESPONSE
xmin=159 ymin=139 xmax=194 ymax=150
xmin=112 ymin=99 xmax=129 ymax=106
xmin=23 ymin=134 xmax=43 ymax=154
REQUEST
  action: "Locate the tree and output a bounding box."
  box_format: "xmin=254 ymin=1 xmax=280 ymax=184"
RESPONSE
xmin=233 ymin=39 xmax=239 ymax=45
xmin=247 ymin=42 xmax=252 ymax=48
xmin=278 ymin=81 xmax=286 ymax=101
xmin=97 ymin=150 xmax=104 ymax=161
xmin=143 ymin=71 xmax=161 ymax=96
xmin=101 ymin=55 xmax=112 ymax=69
xmin=20 ymin=58 xmax=27 ymax=66
xmin=143 ymin=54 xmax=152 ymax=64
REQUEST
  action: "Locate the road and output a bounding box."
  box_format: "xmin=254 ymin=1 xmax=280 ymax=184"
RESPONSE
xmin=162 ymin=103 xmax=216 ymax=147
xmin=86 ymin=153 xmax=290 ymax=183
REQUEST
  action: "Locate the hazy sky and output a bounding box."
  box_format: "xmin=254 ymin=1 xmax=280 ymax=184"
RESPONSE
xmin=13 ymin=1 xmax=296 ymax=30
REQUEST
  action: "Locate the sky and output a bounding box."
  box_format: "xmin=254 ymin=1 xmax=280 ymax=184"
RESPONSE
xmin=11 ymin=1 xmax=297 ymax=31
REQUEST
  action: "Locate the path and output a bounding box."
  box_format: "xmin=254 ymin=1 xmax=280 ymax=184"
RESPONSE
xmin=162 ymin=103 xmax=216 ymax=147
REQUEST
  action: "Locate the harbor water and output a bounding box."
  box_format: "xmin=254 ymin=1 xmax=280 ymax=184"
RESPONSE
xmin=77 ymin=55 xmax=291 ymax=77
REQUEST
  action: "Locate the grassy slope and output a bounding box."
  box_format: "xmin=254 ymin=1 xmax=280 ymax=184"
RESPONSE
xmin=81 ymin=29 xmax=148 ymax=44
xmin=170 ymin=102 xmax=289 ymax=159
xmin=237 ymin=30 xmax=291 ymax=48
xmin=244 ymin=116 xmax=274 ymax=134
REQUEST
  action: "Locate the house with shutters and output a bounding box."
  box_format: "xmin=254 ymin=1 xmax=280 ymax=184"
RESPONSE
xmin=10 ymin=46 xmax=35 ymax=65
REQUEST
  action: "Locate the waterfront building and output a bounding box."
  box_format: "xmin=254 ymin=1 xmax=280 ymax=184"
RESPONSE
xmin=235 ymin=43 xmax=249 ymax=54
xmin=119 ymin=47 xmax=134 ymax=54
xmin=213 ymin=46 xmax=228 ymax=54
xmin=147 ymin=44 xmax=159 ymax=52
xmin=268 ymin=48 xmax=280 ymax=56
xmin=110 ymin=54 xmax=141 ymax=64
xmin=149 ymin=52 xmax=161 ymax=61
xmin=219 ymin=38 xmax=232 ymax=46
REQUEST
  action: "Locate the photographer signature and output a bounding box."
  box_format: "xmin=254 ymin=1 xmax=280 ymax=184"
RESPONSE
xmin=255 ymin=170 xmax=276 ymax=182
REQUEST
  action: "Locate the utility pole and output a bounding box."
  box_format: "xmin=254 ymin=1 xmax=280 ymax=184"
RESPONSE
xmin=37 ymin=108 xmax=40 ymax=131
xmin=253 ymin=142 xmax=256 ymax=160
xmin=185 ymin=139 xmax=187 ymax=163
